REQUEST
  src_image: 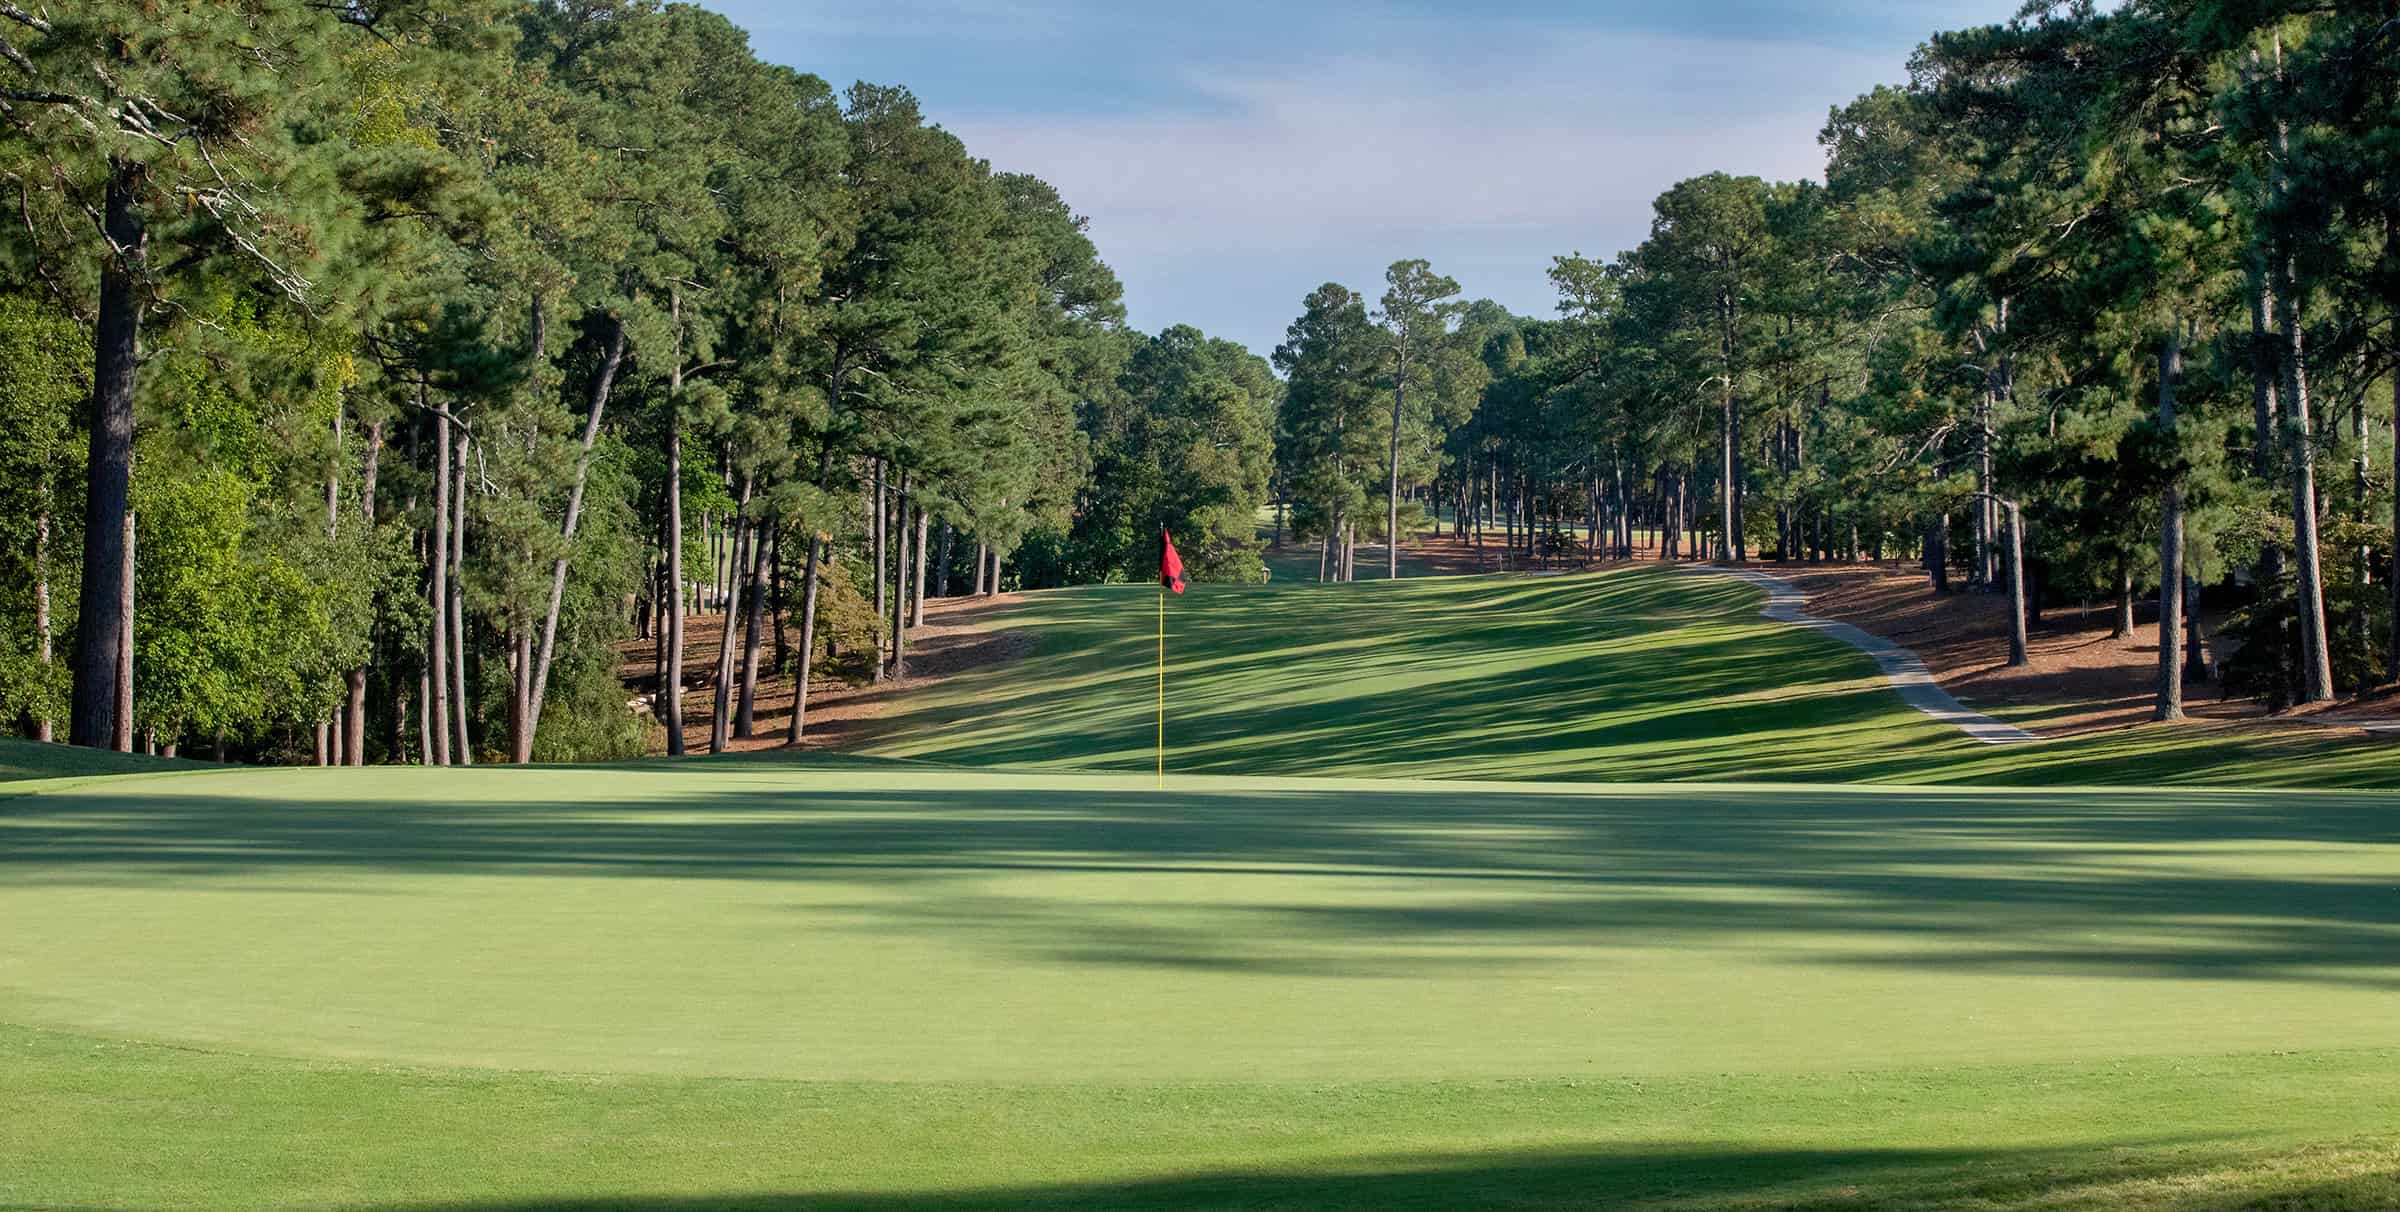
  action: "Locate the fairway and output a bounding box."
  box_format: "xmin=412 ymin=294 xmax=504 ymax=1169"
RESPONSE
xmin=10 ymin=763 xmax=2399 ymax=1083
xmin=856 ymin=568 xmax=2400 ymax=787
xmin=9 ymin=570 xmax=2400 ymax=1209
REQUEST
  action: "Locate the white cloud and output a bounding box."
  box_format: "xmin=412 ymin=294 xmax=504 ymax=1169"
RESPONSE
xmin=945 ymin=29 xmax=1901 ymax=352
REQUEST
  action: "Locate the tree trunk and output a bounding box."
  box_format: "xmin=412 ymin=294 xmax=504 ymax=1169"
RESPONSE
xmin=788 ymin=534 xmax=823 ymax=744
xmin=2279 ymin=263 xmax=2333 ymax=703
xmin=1928 ymin=515 xmax=1950 ymax=593
xmin=114 ymin=511 xmax=134 ymax=753
xmin=662 ymin=384 xmax=687 ymax=756
xmin=737 ymin=521 xmax=771 ymax=740
xmin=449 ymin=430 xmax=472 ymax=764
xmin=418 ymin=625 xmax=437 ymax=766
xmin=871 ymin=461 xmax=887 ymax=623
xmin=2114 ymin=562 xmax=2135 ymax=639
xmin=888 ymin=473 xmax=911 ymax=680
xmin=910 ymin=506 xmax=930 ymax=628
xmin=973 ymin=540 xmax=988 ymax=595
xmin=651 ymin=545 xmax=667 ymax=714
xmin=2268 ymin=55 xmax=2333 ymax=703
xmin=518 ymin=312 xmax=618 ymax=763
xmin=1975 ymin=386 xmax=1996 ymax=588
xmin=2157 ymin=326 xmax=2186 ymax=721
xmin=33 ymin=505 xmax=51 ymax=742
xmin=1386 ymin=377 xmax=1405 ymax=580
xmin=347 ymin=418 xmax=382 ymax=765
xmin=711 ymin=477 xmax=754 ymax=752
xmin=768 ymin=526 xmax=788 ymax=674
xmin=2248 ymin=262 xmax=2287 ymax=587
xmin=935 ymin=521 xmax=953 ymax=598
xmin=2389 ymin=333 xmax=2400 ymax=685
xmin=2004 ymin=500 xmax=2027 ymax=668
xmin=71 ymin=163 xmax=144 ymax=751
xmin=427 ymin=407 xmax=452 ymax=766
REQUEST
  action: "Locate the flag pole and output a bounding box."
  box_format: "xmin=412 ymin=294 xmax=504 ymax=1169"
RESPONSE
xmin=1156 ymin=585 xmax=1165 ymax=789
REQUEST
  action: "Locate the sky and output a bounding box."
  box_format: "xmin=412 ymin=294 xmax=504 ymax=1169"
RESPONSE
xmin=699 ymin=1 xmax=2014 ymax=359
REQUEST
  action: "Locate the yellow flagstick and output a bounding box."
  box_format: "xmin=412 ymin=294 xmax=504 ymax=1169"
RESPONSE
xmin=1156 ymin=585 xmax=1165 ymax=789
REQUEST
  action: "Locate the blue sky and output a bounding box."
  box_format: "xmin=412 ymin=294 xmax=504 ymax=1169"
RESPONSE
xmin=700 ymin=1 xmax=2013 ymax=357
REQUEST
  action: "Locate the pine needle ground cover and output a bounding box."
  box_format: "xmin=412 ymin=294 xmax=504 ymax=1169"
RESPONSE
xmin=6 ymin=570 xmax=2398 ymax=1209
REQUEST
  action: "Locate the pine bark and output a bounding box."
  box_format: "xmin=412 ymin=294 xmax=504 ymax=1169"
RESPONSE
xmin=910 ymin=507 xmax=929 ymax=628
xmin=662 ymin=371 xmax=687 ymax=755
xmin=1927 ymin=514 xmax=1950 ymax=593
xmin=71 ymin=163 xmax=144 ymax=750
xmin=768 ymin=526 xmax=788 ymax=674
xmin=888 ymin=475 xmax=911 ymax=679
xmin=428 ymin=406 xmax=452 ymax=765
xmin=1718 ymin=289 xmax=1739 ymax=563
xmin=2156 ymin=326 xmax=2186 ymax=721
xmin=787 ymin=534 xmax=822 ymax=744
xmin=114 ymin=512 xmax=134 ymax=753
xmin=2269 ymin=54 xmax=2334 ymax=703
xmin=871 ymin=461 xmax=887 ymax=622
xmin=737 ymin=523 xmax=770 ymax=739
xmin=33 ymin=505 xmax=51 ymax=742
xmin=449 ymin=430 xmax=473 ymax=764
xmin=2114 ymin=563 xmax=2135 ymax=639
xmin=1386 ymin=370 xmax=1405 ymax=580
xmin=347 ymin=418 xmax=382 ymax=765
xmin=2390 ymin=335 xmax=2400 ymax=685
xmin=2249 ymin=257 xmax=2285 ymax=584
xmin=710 ymin=476 xmax=754 ymax=753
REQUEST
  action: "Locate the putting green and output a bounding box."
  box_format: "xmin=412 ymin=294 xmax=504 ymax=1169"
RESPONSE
xmin=6 ymin=763 xmax=2396 ymax=1083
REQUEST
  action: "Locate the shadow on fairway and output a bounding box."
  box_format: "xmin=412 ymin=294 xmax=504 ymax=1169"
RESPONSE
xmin=371 ymin=1138 xmax=2400 ymax=1211
xmin=837 ymin=570 xmax=2400 ymax=788
xmin=10 ymin=774 xmax=2399 ymax=987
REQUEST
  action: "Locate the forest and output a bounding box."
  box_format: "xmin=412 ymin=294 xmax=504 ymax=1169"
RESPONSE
xmin=3 ymin=0 xmax=2396 ymax=763
xmin=0 ymin=0 xmax=1277 ymax=764
xmin=1276 ymin=1 xmax=2399 ymax=722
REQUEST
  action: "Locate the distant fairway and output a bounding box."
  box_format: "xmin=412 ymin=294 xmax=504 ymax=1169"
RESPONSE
xmin=857 ymin=567 xmax=2400 ymax=787
xmin=7 ymin=569 xmax=2400 ymax=1209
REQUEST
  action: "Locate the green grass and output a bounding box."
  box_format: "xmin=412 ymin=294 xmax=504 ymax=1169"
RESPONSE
xmin=6 ymin=568 xmax=2399 ymax=1208
xmin=858 ymin=567 xmax=2400 ymax=786
xmin=10 ymin=1022 xmax=2399 ymax=1210
xmin=0 ymin=734 xmax=214 ymax=784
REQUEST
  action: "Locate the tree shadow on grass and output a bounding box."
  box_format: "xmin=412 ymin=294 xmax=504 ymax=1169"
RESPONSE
xmin=842 ymin=571 xmax=2400 ymax=788
xmin=365 ymin=1137 xmax=2400 ymax=1211
xmin=8 ymin=774 xmax=2399 ymax=986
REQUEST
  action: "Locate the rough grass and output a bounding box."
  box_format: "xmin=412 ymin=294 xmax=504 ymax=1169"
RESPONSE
xmin=6 ymin=569 xmax=2399 ymax=1208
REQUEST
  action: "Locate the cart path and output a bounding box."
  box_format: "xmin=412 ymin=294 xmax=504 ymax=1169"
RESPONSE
xmin=1679 ymin=565 xmax=2041 ymax=745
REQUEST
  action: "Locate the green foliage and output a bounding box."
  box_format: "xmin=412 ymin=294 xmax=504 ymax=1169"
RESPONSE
xmin=0 ymin=295 xmax=83 ymax=731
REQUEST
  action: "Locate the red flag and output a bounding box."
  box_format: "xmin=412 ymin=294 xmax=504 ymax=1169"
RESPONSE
xmin=1158 ymin=529 xmax=1186 ymax=594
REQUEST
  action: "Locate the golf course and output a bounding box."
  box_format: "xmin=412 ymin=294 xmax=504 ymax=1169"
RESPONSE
xmin=8 ymin=567 xmax=2399 ymax=1210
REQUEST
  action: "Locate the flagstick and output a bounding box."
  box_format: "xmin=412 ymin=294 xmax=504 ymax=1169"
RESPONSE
xmin=1156 ymin=585 xmax=1165 ymax=790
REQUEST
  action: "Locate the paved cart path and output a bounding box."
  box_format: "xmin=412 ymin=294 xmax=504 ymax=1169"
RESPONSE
xmin=1681 ymin=565 xmax=2040 ymax=745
